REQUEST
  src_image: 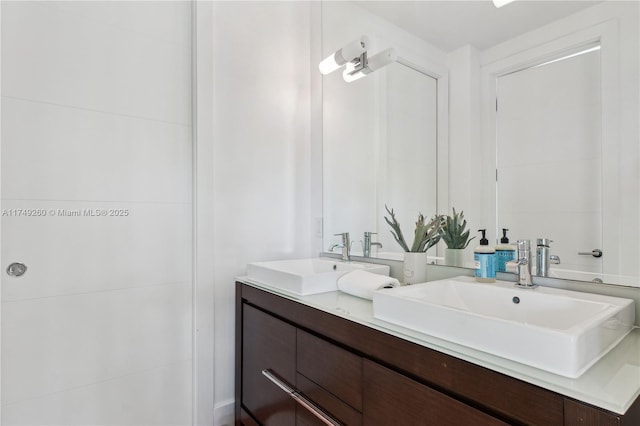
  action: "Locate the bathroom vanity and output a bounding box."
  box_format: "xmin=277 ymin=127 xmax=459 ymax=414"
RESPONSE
xmin=235 ymin=280 xmax=640 ymax=425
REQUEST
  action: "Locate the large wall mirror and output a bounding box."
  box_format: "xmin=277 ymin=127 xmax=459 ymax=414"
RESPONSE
xmin=321 ymin=0 xmax=448 ymax=262
xmin=321 ymin=0 xmax=639 ymax=287
xmin=324 ymin=59 xmax=440 ymax=260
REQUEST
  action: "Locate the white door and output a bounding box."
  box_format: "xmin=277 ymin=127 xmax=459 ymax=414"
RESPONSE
xmin=377 ymin=62 xmax=439 ymax=254
xmin=1 ymin=2 xmax=194 ymax=424
xmin=496 ymin=47 xmax=603 ymax=274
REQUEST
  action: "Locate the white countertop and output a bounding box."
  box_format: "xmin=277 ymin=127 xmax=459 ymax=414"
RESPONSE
xmin=240 ymin=278 xmax=640 ymax=415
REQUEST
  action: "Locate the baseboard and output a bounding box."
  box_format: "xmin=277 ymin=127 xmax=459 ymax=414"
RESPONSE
xmin=213 ymin=399 xmax=235 ymax=426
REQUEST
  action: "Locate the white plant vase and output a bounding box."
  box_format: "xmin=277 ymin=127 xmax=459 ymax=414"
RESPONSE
xmin=403 ymin=252 xmax=428 ymax=284
xmin=445 ymin=248 xmax=466 ymax=267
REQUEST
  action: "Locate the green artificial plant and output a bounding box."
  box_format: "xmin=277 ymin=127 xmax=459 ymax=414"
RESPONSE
xmin=384 ymin=205 xmax=444 ymax=252
xmin=440 ymin=207 xmax=475 ymax=249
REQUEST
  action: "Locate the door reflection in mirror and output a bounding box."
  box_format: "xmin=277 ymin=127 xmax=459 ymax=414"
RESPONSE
xmin=496 ymin=45 xmax=602 ymax=274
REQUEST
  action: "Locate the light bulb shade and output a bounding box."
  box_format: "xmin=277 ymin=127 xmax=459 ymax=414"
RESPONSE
xmin=318 ymin=53 xmax=343 ymax=75
xmin=342 ymin=67 xmax=370 ymax=83
xmin=319 ymin=35 xmax=370 ymax=75
xmin=340 ymin=35 xmax=369 ymax=62
xmin=493 ymin=0 xmax=516 ymax=8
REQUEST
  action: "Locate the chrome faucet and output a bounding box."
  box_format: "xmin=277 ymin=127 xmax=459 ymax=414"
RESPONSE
xmin=535 ymin=238 xmax=561 ymax=277
xmin=329 ymin=232 xmax=351 ymax=262
xmin=362 ymin=232 xmax=383 ymax=258
xmin=510 ymin=240 xmax=536 ymax=288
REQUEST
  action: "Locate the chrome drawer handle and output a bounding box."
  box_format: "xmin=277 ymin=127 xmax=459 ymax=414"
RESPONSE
xmin=261 ymin=369 xmax=342 ymax=426
xmin=261 ymin=369 xmax=295 ymax=394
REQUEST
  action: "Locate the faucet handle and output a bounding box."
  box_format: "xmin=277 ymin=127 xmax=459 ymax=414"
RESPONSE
xmin=516 ymin=240 xmax=530 ymax=255
xmin=364 ymin=231 xmax=377 ymax=237
xmin=333 ymin=232 xmax=350 ymax=247
xmin=536 ymin=238 xmax=553 ymax=247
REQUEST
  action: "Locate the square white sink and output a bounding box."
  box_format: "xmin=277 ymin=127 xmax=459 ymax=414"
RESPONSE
xmin=372 ymin=276 xmax=635 ymax=378
xmin=246 ymin=258 xmax=390 ymax=296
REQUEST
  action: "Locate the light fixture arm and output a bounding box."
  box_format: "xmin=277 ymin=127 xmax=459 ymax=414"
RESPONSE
xmin=343 ymin=48 xmax=396 ymax=83
xmin=345 ymin=52 xmax=368 ymax=75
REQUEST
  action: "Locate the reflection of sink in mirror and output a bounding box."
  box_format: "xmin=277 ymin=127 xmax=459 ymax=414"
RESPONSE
xmin=372 ymin=276 xmax=635 ymax=378
xmin=547 ymin=268 xmax=639 ymax=287
xmin=496 ymin=259 xmax=638 ymax=287
xmin=351 ymin=251 xmax=443 ymax=264
xmin=246 ymin=258 xmax=390 ymax=296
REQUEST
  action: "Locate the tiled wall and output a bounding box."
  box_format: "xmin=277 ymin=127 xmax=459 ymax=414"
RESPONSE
xmin=1 ymin=2 xmax=194 ymax=423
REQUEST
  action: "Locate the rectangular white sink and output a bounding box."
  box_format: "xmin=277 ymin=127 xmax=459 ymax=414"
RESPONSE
xmin=246 ymin=258 xmax=390 ymax=296
xmin=372 ymin=276 xmax=635 ymax=378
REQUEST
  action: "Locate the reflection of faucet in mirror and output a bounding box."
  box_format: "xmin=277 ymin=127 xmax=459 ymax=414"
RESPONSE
xmin=362 ymin=232 xmax=383 ymax=258
xmin=536 ymin=238 xmax=561 ymax=277
xmin=329 ymin=232 xmax=351 ymax=262
xmin=509 ymin=240 xmax=536 ymax=288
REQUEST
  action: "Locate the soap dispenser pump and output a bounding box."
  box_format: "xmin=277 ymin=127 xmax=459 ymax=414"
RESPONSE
xmin=495 ymin=228 xmax=515 ymax=272
xmin=474 ymin=229 xmax=496 ymax=283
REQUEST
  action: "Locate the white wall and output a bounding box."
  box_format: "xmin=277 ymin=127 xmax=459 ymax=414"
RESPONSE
xmin=195 ymin=1 xmax=216 ymax=425
xmin=211 ymin=2 xmax=315 ymax=423
xmin=1 ymin=1 xmax=194 ymax=424
xmin=446 ymin=44 xmax=481 ymax=262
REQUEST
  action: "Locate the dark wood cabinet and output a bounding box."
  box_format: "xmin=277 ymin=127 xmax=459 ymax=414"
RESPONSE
xmin=241 ymin=304 xmax=296 ymax=425
xmin=297 ymin=329 xmax=362 ymax=412
xmin=236 ymin=282 xmax=640 ymax=426
xmin=363 ymin=360 xmax=508 ymax=426
xmin=295 ymin=373 xmax=361 ymax=426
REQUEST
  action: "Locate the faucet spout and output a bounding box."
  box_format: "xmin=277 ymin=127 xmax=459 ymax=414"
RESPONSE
xmin=362 ymin=232 xmax=382 ymax=258
xmin=512 ymin=240 xmax=536 ymax=288
xmin=515 ymin=258 xmax=534 ymax=287
xmin=328 ymin=243 xmax=343 ymax=252
xmin=329 ymin=232 xmax=351 ymax=262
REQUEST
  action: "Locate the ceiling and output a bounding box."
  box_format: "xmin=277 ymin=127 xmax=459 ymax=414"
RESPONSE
xmin=356 ymin=0 xmax=605 ymax=52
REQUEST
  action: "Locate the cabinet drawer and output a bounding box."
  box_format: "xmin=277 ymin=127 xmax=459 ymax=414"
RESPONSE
xmin=239 ymin=408 xmax=260 ymax=426
xmin=296 ymin=373 xmax=362 ymax=426
xmin=242 ymin=304 xmax=296 ymax=426
xmin=297 ymin=329 xmax=363 ymax=411
xmin=363 ymin=359 xmax=509 ymax=426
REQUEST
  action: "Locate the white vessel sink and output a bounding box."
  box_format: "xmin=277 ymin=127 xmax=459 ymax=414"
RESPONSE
xmin=246 ymin=258 xmax=390 ymax=296
xmin=372 ymin=276 xmax=635 ymax=378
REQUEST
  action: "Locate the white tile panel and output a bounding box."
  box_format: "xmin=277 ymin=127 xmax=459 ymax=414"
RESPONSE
xmin=1 ymin=360 xmax=192 ymax=425
xmin=1 ymin=97 xmax=192 ymax=203
xmin=49 ymin=1 xmax=192 ymax=47
xmin=1 ymin=200 xmax=192 ymax=301
xmin=1 ymin=1 xmax=191 ymax=124
xmin=1 ymin=283 xmax=192 ymax=405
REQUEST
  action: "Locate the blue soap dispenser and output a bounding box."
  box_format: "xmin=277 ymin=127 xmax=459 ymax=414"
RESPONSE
xmin=474 ymin=229 xmax=496 ymax=282
xmin=495 ymin=228 xmax=515 ymax=272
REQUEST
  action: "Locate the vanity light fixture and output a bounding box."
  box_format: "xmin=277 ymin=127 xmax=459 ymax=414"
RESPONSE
xmin=319 ymin=35 xmax=370 ymax=75
xmin=493 ymin=0 xmax=517 ymax=7
xmin=342 ymin=48 xmax=397 ymax=83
